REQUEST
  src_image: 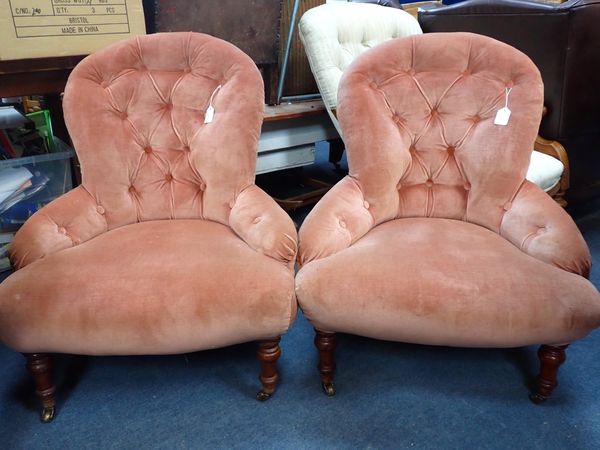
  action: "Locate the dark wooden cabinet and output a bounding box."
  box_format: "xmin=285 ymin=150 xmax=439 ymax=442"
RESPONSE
xmin=143 ymin=0 xmax=283 ymax=103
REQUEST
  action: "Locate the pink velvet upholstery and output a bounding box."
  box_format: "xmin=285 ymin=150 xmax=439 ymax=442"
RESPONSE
xmin=296 ymin=33 xmax=600 ymax=347
xmin=0 ymin=32 xmax=297 ymax=355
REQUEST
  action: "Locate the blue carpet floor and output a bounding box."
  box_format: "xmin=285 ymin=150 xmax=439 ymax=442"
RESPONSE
xmin=1 ymin=144 xmax=600 ymax=449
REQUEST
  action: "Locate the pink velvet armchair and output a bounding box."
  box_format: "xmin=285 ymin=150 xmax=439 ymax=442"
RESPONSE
xmin=0 ymin=33 xmax=297 ymax=422
xmin=296 ymin=32 xmax=600 ymax=402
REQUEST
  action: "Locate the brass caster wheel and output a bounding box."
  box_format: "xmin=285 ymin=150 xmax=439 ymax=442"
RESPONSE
xmin=322 ymin=382 xmax=335 ymax=397
xmin=529 ymin=392 xmax=548 ymax=405
xmin=256 ymin=390 xmax=272 ymax=402
xmin=41 ymin=406 xmax=55 ymax=423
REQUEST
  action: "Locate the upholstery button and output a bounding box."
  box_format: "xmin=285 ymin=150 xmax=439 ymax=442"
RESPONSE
xmin=397 ymin=181 xmax=402 ymax=190
xmin=120 ymin=112 xmax=128 ymax=120
xmin=183 ymin=145 xmax=190 ymax=152
xmin=408 ymin=68 xmax=416 ymax=76
xmin=462 ymin=69 xmax=471 ymax=76
xmin=100 ymin=81 xmax=109 ymax=89
xmin=538 ymin=226 xmax=546 ymax=234
xmin=447 ymin=146 xmax=455 ymax=156
xmin=252 ymin=217 xmax=262 ymax=224
xmin=472 ymin=115 xmax=480 ymax=123
xmin=369 ymin=81 xmax=377 ymax=89
xmin=165 ymin=174 xmax=173 ymax=182
xmin=144 ymin=146 xmax=152 ymax=154
xmin=363 ymin=200 xmax=370 ymax=209
xmin=129 ymin=186 xmax=136 ymax=194
xmin=165 ymin=103 xmax=173 ymax=111
xmin=409 ymin=146 xmax=416 ymax=154
xmin=183 ymin=67 xmax=191 ymax=74
xmin=58 ymin=227 xmax=67 ymax=235
xmin=199 ymin=182 xmax=206 ymax=191
xmin=503 ymin=201 xmax=512 ymax=211
xmin=339 ymin=219 xmax=347 ymax=228
xmin=229 ymin=200 xmax=235 ymax=209
xmin=463 ymin=182 xmax=471 ymax=191
xmin=96 ymin=206 xmax=105 ymax=215
xmin=425 ymin=179 xmax=434 ymax=188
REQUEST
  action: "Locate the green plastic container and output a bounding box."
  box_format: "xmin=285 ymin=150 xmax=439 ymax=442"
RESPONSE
xmin=26 ymin=109 xmax=56 ymax=153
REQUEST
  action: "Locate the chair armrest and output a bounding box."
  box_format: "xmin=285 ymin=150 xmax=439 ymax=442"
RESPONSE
xmin=500 ymin=181 xmax=591 ymax=277
xmin=9 ymin=186 xmax=108 ymax=270
xmin=298 ymin=176 xmax=374 ymax=266
xmin=229 ymin=185 xmax=297 ymax=267
xmin=534 ymin=135 xmax=570 ymax=189
xmin=415 ymin=2 xmax=444 ymax=15
xmin=418 ymin=0 xmax=565 ymax=20
xmin=534 ymin=135 xmax=570 ymax=207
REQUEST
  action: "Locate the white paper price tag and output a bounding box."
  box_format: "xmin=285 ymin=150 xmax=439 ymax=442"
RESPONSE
xmin=204 ymin=84 xmax=222 ymax=124
xmin=204 ymin=106 xmax=215 ymax=124
xmin=494 ymin=107 xmax=511 ymax=126
xmin=494 ymin=87 xmax=513 ymax=126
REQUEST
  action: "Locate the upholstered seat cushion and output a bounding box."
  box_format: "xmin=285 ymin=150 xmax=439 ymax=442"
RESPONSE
xmin=296 ymin=218 xmax=600 ymax=348
xmin=0 ymin=220 xmax=296 ymax=355
xmin=526 ymin=150 xmax=564 ymax=192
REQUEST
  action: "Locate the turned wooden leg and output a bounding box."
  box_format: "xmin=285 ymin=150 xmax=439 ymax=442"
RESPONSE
xmin=530 ymin=344 xmax=569 ymax=404
xmin=314 ymin=329 xmax=336 ymax=396
xmin=256 ymin=337 xmax=281 ymax=401
xmin=24 ymin=353 xmax=56 ymax=422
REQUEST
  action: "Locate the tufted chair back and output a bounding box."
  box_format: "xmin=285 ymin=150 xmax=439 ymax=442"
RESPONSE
xmin=337 ymin=32 xmax=544 ymax=232
xmin=63 ymin=32 xmax=264 ymax=230
xmin=299 ymin=2 xmax=422 ymax=135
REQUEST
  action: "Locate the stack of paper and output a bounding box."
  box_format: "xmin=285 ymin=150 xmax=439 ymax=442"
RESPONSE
xmin=0 ymin=167 xmax=33 ymax=204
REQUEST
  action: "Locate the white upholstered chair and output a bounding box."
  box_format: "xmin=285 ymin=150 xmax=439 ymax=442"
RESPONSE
xmin=299 ymin=2 xmax=566 ymax=203
xmin=300 ymin=2 xmax=422 ymax=136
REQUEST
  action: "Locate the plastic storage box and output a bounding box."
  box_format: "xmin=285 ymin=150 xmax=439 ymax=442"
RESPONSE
xmin=0 ymin=139 xmax=74 ymax=234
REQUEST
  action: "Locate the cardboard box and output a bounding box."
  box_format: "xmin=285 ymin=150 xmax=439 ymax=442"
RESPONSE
xmin=0 ymin=0 xmax=146 ymax=61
